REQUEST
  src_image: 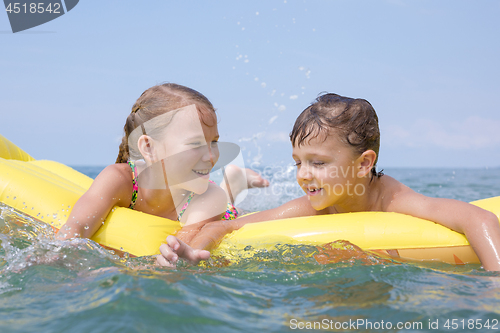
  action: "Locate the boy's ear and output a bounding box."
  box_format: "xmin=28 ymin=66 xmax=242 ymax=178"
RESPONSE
xmin=356 ymin=150 xmax=377 ymax=178
xmin=137 ymin=135 xmax=156 ymax=163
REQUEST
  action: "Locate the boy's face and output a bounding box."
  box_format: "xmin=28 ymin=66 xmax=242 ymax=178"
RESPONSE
xmin=292 ymin=131 xmax=360 ymax=210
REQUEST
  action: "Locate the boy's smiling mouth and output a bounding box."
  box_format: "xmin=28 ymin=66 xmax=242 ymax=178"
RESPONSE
xmin=305 ymin=186 xmax=322 ymax=196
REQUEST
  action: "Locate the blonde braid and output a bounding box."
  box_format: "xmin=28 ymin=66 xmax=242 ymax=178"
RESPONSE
xmin=115 ymin=112 xmax=138 ymax=163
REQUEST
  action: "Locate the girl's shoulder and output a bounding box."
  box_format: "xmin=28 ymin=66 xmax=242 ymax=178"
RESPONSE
xmin=191 ymin=181 xmax=227 ymax=206
xmin=183 ymin=181 xmax=228 ymax=224
xmin=96 ymin=163 xmax=133 ymax=182
xmin=90 ymin=163 xmax=134 ymax=198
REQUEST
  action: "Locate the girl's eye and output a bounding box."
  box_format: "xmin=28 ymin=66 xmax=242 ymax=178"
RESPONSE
xmin=312 ymin=161 xmax=325 ymax=166
xmin=189 ymin=142 xmax=203 ymax=146
xmin=211 ymin=141 xmax=218 ymax=146
xmin=294 ymin=161 xmax=301 ymax=167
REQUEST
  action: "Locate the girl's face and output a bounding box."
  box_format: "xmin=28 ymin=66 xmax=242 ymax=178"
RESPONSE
xmin=292 ymin=130 xmax=361 ymax=210
xmin=153 ymin=104 xmax=219 ymax=195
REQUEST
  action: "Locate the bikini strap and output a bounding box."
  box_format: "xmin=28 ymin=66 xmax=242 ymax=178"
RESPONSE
xmin=177 ymin=191 xmax=195 ymax=221
xmin=177 ymin=180 xmax=217 ymax=221
xmin=128 ymin=161 xmax=139 ymax=209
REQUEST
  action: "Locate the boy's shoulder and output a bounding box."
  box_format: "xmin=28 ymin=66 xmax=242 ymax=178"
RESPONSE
xmin=378 ymin=174 xmax=414 ymax=211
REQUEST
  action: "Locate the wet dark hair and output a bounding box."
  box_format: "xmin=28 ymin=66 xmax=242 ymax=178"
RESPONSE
xmin=290 ymin=93 xmax=383 ymax=179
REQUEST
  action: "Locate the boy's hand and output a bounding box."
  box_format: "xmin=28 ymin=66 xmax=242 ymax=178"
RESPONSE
xmin=189 ymin=220 xmax=237 ymax=251
xmin=156 ymin=235 xmax=211 ymax=267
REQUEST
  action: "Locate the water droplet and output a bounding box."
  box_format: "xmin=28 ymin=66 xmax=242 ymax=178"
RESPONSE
xmin=13 ymin=196 xmax=16 ymax=200
xmin=84 ymin=226 xmax=89 ymax=230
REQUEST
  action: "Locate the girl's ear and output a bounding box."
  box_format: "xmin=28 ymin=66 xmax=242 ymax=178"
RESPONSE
xmin=137 ymin=135 xmax=156 ymax=163
xmin=356 ymin=150 xmax=377 ymax=178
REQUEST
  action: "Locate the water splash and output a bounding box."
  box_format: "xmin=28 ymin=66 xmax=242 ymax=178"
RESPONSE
xmin=0 ymin=203 xmax=125 ymax=277
xmin=313 ymin=240 xmax=396 ymax=266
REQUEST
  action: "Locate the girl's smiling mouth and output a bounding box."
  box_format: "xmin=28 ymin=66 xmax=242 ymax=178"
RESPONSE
xmin=193 ymin=169 xmax=210 ymax=178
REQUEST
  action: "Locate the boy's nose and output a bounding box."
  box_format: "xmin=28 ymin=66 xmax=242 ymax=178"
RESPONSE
xmin=297 ymin=165 xmax=312 ymax=180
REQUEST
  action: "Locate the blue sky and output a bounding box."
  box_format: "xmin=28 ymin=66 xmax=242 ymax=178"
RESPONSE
xmin=1 ymin=1 xmax=499 ymax=168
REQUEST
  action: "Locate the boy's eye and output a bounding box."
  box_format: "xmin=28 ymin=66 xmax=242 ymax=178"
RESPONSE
xmin=312 ymin=161 xmax=325 ymax=166
xmin=211 ymin=141 xmax=218 ymax=146
xmin=189 ymin=142 xmax=203 ymax=146
xmin=294 ymin=161 xmax=301 ymax=167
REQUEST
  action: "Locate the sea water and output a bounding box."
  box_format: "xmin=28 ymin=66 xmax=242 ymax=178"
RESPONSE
xmin=1 ymin=166 xmax=500 ymax=333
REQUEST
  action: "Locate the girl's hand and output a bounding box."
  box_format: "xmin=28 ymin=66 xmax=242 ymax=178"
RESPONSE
xmin=156 ymin=235 xmax=210 ymax=267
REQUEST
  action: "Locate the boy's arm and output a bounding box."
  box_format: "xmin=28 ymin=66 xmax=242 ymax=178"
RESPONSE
xmin=388 ymin=190 xmax=500 ymax=271
xmin=188 ymin=195 xmax=318 ymax=250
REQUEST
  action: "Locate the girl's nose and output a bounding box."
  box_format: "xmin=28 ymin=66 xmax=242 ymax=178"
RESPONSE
xmin=202 ymin=144 xmax=218 ymax=167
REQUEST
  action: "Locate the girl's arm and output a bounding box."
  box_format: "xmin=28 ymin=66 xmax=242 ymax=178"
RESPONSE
xmin=388 ymin=190 xmax=500 ymax=271
xmin=55 ymin=165 xmax=132 ymax=240
xmin=156 ymin=235 xmax=210 ymax=267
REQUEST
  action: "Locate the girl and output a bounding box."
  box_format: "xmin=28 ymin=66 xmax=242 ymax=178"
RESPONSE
xmin=56 ymin=83 xmax=267 ymax=265
xmin=163 ymin=93 xmax=500 ymax=271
